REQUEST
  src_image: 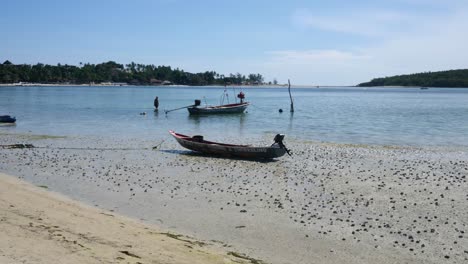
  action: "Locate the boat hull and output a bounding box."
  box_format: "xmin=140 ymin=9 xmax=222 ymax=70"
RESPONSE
xmin=0 ymin=115 xmax=16 ymax=123
xmin=169 ymin=130 xmax=286 ymax=159
xmin=187 ymin=102 xmax=248 ymax=115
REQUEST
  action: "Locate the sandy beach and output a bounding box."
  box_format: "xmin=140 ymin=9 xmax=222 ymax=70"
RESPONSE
xmin=1 ymin=132 xmax=467 ymax=264
xmin=0 ymin=172 xmax=261 ymax=264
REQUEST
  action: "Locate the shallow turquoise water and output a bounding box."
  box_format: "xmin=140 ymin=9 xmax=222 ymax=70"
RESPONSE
xmin=1 ymin=85 xmax=467 ymax=147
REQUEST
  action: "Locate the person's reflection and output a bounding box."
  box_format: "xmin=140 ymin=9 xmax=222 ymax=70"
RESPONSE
xmin=239 ymin=114 xmax=246 ymax=135
xmin=288 ymin=112 xmax=294 ymax=131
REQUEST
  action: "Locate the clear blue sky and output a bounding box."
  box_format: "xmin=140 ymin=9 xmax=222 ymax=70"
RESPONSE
xmin=2 ymin=0 xmax=468 ymax=85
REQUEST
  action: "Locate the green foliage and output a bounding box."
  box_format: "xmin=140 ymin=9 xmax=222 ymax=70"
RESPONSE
xmin=358 ymin=69 xmax=468 ymax=88
xmin=0 ymin=60 xmax=265 ymax=86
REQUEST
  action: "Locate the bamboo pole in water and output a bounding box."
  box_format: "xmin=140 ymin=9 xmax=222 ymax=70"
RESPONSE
xmin=288 ymin=79 xmax=294 ymax=112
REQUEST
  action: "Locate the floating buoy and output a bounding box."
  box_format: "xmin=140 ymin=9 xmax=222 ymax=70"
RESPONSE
xmin=279 ymin=109 xmax=283 ymax=113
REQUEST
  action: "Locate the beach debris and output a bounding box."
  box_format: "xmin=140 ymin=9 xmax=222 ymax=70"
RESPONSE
xmin=118 ymin=250 xmax=141 ymax=259
xmin=158 ymin=232 xmax=207 ymax=247
xmin=100 ymin=212 xmax=114 ymax=217
xmin=152 ymin=139 xmax=166 ymax=150
xmin=227 ymin=251 xmax=266 ymax=264
xmin=0 ymin=144 xmax=35 ymax=149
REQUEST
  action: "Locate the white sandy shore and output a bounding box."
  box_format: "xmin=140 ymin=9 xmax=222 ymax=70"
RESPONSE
xmin=0 ymin=82 xmax=352 ymax=88
xmin=1 ymin=132 xmax=467 ymax=264
xmin=0 ymin=172 xmax=260 ymax=264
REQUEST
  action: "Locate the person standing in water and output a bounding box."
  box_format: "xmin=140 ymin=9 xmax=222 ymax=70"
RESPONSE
xmin=154 ymin=96 xmax=159 ymax=111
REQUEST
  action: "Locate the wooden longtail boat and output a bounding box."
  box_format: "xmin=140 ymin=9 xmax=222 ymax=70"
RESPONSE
xmin=169 ymin=130 xmax=290 ymax=159
xmin=165 ymin=91 xmax=249 ymax=115
xmin=187 ymin=102 xmax=249 ymax=115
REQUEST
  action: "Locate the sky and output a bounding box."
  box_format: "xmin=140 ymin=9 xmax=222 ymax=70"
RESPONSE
xmin=2 ymin=0 xmax=468 ymax=85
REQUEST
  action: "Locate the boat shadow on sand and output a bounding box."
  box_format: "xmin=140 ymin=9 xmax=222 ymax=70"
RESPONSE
xmin=159 ymin=149 xmax=281 ymax=163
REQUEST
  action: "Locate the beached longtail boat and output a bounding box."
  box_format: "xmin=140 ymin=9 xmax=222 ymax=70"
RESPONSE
xmin=169 ymin=130 xmax=291 ymax=159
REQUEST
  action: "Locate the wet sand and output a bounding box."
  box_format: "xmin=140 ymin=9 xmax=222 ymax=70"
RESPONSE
xmin=1 ymin=132 xmax=467 ymax=263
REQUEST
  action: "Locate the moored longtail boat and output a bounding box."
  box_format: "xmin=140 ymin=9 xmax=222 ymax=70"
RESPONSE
xmin=187 ymin=102 xmax=249 ymax=115
xmin=0 ymin=115 xmax=16 ymax=123
xmin=169 ymin=130 xmax=291 ymax=159
xmin=165 ymin=90 xmax=249 ymax=115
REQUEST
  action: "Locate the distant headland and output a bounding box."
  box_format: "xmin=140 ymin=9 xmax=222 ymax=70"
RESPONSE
xmin=358 ymin=69 xmax=468 ymax=88
xmin=0 ymin=60 xmax=272 ymax=86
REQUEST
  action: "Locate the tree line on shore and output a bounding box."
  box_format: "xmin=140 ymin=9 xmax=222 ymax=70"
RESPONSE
xmin=0 ymin=60 xmax=266 ymax=86
xmin=358 ymin=69 xmax=468 ymax=88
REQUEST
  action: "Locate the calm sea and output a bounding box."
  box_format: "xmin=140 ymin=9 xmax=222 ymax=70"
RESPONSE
xmin=1 ymin=86 xmax=467 ymax=147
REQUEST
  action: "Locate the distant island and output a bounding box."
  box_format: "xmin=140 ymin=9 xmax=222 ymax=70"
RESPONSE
xmin=0 ymin=60 xmax=270 ymax=86
xmin=358 ymin=69 xmax=468 ymax=88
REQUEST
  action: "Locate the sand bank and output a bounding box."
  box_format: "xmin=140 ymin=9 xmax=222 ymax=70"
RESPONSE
xmin=0 ymin=172 xmax=260 ymax=264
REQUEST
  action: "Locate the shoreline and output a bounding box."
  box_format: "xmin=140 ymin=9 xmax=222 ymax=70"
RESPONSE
xmin=0 ymin=82 xmax=354 ymax=88
xmin=2 ymin=83 xmax=468 ymax=89
xmin=2 ymin=130 xmax=467 ymax=152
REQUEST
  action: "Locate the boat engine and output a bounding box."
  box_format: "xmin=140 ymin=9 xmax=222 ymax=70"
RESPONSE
xmin=194 ymin=99 xmax=201 ymax=106
xmin=237 ymin=92 xmax=245 ymax=103
xmin=273 ymin=134 xmax=292 ymax=156
xmin=274 ymin=134 xmax=284 ymax=144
